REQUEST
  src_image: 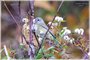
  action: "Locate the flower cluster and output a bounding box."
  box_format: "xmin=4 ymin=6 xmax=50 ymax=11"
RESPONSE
xmin=74 ymin=28 xmax=84 ymax=35
xmin=48 ymin=16 xmax=65 ymax=28
xmin=59 ymin=27 xmax=84 ymax=44
xmin=59 ymin=27 xmax=74 ymax=43
xmin=21 ymin=18 xmax=30 ymax=45
xmin=22 ymin=18 xmax=29 ymax=30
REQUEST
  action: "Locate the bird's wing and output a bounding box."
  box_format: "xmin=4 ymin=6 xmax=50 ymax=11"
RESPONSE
xmin=39 ymin=24 xmax=62 ymax=48
xmin=38 ymin=24 xmax=56 ymax=38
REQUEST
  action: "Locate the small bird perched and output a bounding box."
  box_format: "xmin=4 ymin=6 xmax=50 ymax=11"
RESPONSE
xmin=32 ymin=17 xmax=54 ymax=43
xmin=32 ymin=17 xmax=61 ymax=46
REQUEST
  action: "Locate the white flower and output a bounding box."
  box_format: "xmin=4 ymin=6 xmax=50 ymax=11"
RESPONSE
xmin=22 ymin=18 xmax=29 ymax=23
xmin=63 ymin=35 xmax=70 ymax=41
xmin=26 ymin=25 xmax=29 ymax=30
xmin=69 ymin=38 xmax=75 ymax=44
xmin=74 ymin=28 xmax=84 ymax=35
xmin=65 ymin=29 xmax=71 ymax=35
xmin=52 ymin=23 xmax=58 ymax=26
xmin=48 ymin=22 xmax=52 ymax=25
xmin=74 ymin=28 xmax=80 ymax=34
xmin=23 ymin=24 xmax=27 ymax=29
xmin=63 ymin=27 xmax=67 ymax=29
xmin=58 ymin=17 xmax=63 ymax=22
xmin=62 ymin=27 xmax=71 ymax=35
xmin=51 ymin=26 xmax=54 ymax=29
xmin=63 ymin=35 xmax=75 ymax=44
xmin=80 ymin=28 xmax=84 ymax=35
xmin=55 ymin=16 xmax=60 ymax=21
xmin=55 ymin=16 xmax=63 ymax=22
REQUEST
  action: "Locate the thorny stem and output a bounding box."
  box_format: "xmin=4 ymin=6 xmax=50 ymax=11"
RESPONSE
xmin=36 ymin=0 xmax=64 ymax=57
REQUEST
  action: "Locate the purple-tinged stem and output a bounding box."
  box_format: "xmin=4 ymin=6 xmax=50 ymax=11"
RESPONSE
xmin=28 ymin=0 xmax=35 ymax=59
xmin=29 ymin=0 xmax=34 ymax=43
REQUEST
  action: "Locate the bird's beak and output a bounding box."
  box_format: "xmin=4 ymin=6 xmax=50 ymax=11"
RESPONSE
xmin=33 ymin=19 xmax=36 ymax=24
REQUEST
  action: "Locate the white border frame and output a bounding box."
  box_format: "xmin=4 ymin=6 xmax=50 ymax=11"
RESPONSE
xmin=0 ymin=0 xmax=89 ymax=60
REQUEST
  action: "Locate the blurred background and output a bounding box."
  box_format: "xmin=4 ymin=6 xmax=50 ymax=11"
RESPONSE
xmin=1 ymin=0 xmax=89 ymax=59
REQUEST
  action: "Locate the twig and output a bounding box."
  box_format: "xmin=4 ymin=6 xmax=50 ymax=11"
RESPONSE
xmin=3 ymin=45 xmax=10 ymax=60
xmin=21 ymin=32 xmax=29 ymax=44
xmin=18 ymin=1 xmax=24 ymax=44
xmin=29 ymin=0 xmax=34 ymax=43
xmin=3 ymin=1 xmax=20 ymax=27
xmin=19 ymin=1 xmax=21 ymax=16
xmin=33 ymin=32 xmax=40 ymax=47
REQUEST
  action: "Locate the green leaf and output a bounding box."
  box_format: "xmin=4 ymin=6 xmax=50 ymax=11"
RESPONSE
xmin=39 ymin=46 xmax=44 ymax=53
xmin=35 ymin=46 xmax=45 ymax=59
xmin=44 ymin=46 xmax=55 ymax=52
xmin=35 ymin=53 xmax=43 ymax=59
xmin=59 ymin=29 xmax=65 ymax=37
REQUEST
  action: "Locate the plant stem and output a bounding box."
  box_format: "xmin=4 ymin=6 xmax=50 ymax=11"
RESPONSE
xmin=3 ymin=1 xmax=20 ymax=27
xmin=4 ymin=45 xmax=10 ymax=60
xmin=29 ymin=0 xmax=34 ymax=43
xmin=28 ymin=0 xmax=35 ymax=59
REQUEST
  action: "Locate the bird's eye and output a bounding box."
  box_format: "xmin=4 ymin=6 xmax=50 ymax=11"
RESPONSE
xmin=37 ymin=19 xmax=39 ymax=21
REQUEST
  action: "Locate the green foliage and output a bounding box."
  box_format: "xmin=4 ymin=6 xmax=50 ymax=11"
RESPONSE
xmin=44 ymin=46 xmax=55 ymax=52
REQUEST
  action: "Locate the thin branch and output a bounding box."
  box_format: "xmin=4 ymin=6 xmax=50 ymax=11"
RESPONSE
xmin=28 ymin=0 xmax=35 ymax=59
xmin=29 ymin=0 xmax=34 ymax=43
xmin=19 ymin=1 xmax=21 ymax=16
xmin=3 ymin=1 xmax=20 ymax=27
xmin=33 ymin=32 xmax=40 ymax=47
xmin=21 ymin=32 xmax=29 ymax=44
xmin=4 ymin=45 xmax=10 ymax=60
xmin=18 ymin=1 xmax=24 ymax=44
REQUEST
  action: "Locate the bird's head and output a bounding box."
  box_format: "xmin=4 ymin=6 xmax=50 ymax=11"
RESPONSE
xmin=33 ymin=17 xmax=45 ymax=25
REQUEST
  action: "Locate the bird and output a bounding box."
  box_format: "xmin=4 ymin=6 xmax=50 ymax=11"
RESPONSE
xmin=32 ymin=17 xmax=61 ymax=48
